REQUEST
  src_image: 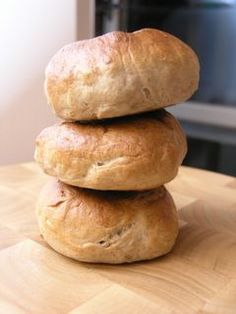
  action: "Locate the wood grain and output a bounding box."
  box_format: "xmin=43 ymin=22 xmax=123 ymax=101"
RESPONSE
xmin=0 ymin=162 xmax=236 ymax=314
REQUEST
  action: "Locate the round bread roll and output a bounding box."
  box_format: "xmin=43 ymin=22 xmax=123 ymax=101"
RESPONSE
xmin=36 ymin=179 xmax=179 ymax=264
xmin=35 ymin=110 xmax=187 ymax=191
xmin=45 ymin=28 xmax=199 ymax=121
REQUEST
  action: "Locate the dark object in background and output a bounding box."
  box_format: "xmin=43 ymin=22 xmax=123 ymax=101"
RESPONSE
xmin=185 ymin=138 xmax=236 ymax=175
xmin=96 ymin=0 xmax=236 ymax=176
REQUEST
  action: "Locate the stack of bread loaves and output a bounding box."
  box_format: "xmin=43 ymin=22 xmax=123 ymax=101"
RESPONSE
xmin=35 ymin=29 xmax=199 ymax=264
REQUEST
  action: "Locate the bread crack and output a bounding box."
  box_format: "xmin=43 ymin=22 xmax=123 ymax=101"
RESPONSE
xmin=97 ymin=223 xmax=133 ymax=248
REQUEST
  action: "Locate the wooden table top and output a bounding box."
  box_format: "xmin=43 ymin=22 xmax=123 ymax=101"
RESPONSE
xmin=0 ymin=162 xmax=236 ymax=314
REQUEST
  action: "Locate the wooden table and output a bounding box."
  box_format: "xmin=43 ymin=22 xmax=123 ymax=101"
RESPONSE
xmin=0 ymin=163 xmax=236 ymax=314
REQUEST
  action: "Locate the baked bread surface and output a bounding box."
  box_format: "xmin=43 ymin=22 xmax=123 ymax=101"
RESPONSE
xmin=34 ymin=110 xmax=187 ymax=190
xmin=36 ymin=179 xmax=179 ymax=264
xmin=45 ymin=28 xmax=199 ymax=120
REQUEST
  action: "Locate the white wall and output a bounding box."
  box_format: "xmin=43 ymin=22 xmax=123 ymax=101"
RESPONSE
xmin=0 ymin=0 xmax=94 ymax=165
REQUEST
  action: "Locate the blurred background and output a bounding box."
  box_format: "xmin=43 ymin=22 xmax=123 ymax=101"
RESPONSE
xmin=0 ymin=0 xmax=94 ymax=165
xmin=1 ymin=0 xmax=236 ymax=176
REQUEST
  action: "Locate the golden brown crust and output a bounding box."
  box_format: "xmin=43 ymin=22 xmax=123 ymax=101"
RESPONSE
xmin=36 ymin=179 xmax=179 ymax=264
xmin=45 ymin=28 xmax=199 ymax=120
xmin=34 ymin=110 xmax=187 ymax=190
